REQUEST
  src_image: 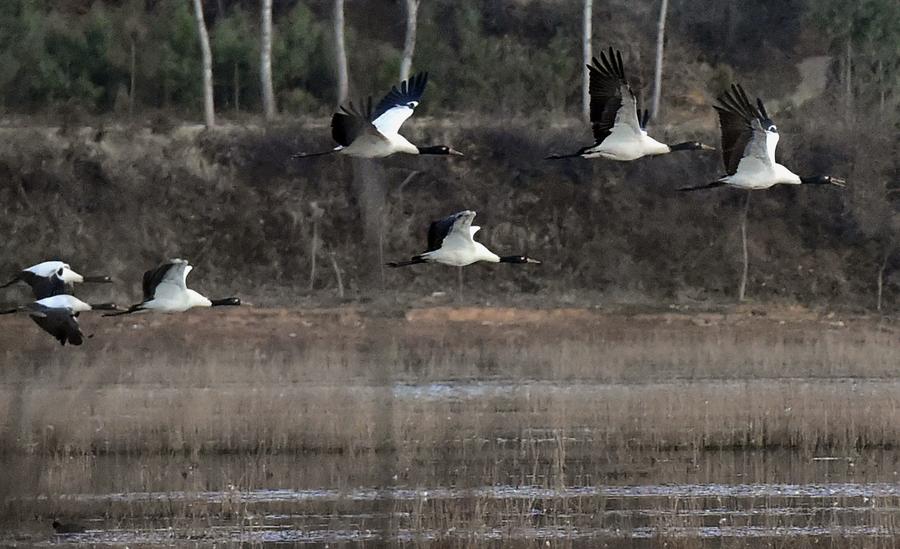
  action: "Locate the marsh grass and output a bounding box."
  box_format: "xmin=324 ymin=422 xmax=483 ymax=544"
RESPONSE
xmin=2 ymin=308 xmax=900 ymax=545
xmin=1 ymin=309 xmax=897 ymax=457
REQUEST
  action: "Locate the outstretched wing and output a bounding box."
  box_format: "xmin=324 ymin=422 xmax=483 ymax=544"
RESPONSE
xmin=371 ymin=72 xmax=428 ymax=137
xmin=30 ymin=307 xmax=83 ymax=346
xmin=331 ymin=97 xmax=380 ymax=147
xmin=714 ymin=83 xmax=778 ymax=175
xmin=426 ymin=213 xmax=457 ymax=252
xmin=588 ymin=48 xmax=641 ymax=141
xmin=142 ymin=259 xmax=189 ymax=301
xmin=428 ymin=210 xmax=477 ymax=251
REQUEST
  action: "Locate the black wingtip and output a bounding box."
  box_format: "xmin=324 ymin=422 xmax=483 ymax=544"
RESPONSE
xmin=545 ymin=152 xmax=579 ymax=160
xmin=103 ymin=305 xmax=142 ymax=317
xmin=756 ymin=97 xmax=769 ymax=120
xmin=677 ymin=181 xmax=727 ymax=192
xmin=292 ymin=149 xmax=336 ymax=159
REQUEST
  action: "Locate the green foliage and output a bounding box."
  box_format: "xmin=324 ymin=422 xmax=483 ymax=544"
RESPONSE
xmin=272 ymin=2 xmax=329 ymax=113
xmin=808 ymin=0 xmax=900 ymax=109
xmin=0 ymin=0 xmax=893 ymax=122
xmin=149 ymin=2 xmax=201 ymax=108
xmin=415 ymin=2 xmax=580 ymax=115
xmin=213 ymin=7 xmax=258 ymax=111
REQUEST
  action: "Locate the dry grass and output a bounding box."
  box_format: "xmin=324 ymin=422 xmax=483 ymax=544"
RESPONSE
xmin=3 ymin=307 xmax=900 ymax=545
xmin=0 ymin=307 xmax=897 ymax=457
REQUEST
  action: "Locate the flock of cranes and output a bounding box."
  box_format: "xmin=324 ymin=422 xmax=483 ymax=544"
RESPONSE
xmin=1 ymin=47 xmax=844 ymax=346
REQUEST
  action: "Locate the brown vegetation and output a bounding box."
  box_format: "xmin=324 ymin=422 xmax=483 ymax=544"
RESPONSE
xmin=2 ymin=308 xmax=900 ymax=544
xmin=1 ymin=307 xmax=897 ymax=457
xmin=0 ymin=113 xmax=894 ymax=310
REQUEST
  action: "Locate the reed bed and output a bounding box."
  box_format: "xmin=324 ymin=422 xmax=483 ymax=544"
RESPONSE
xmin=0 ymin=307 xmax=897 ymax=456
xmin=3 ymin=307 xmax=900 ymax=545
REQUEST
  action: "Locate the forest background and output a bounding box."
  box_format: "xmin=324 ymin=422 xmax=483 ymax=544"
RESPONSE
xmin=0 ymin=0 xmax=896 ymax=311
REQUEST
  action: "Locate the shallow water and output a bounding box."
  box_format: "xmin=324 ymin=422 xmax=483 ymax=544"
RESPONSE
xmin=5 ymin=375 xmax=900 ymax=546
xmin=12 ymin=475 xmax=900 ymax=545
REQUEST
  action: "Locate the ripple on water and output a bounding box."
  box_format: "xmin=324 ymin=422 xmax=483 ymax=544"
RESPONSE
xmin=36 ymin=482 xmax=900 ymax=504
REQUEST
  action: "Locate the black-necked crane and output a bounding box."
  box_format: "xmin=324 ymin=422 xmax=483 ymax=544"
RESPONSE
xmin=387 ymin=210 xmax=541 ymax=268
xmin=678 ymin=83 xmax=846 ymax=191
xmin=1 ymin=260 xmax=111 ymax=299
xmin=292 ymin=72 xmax=463 ymax=159
xmin=548 ymin=47 xmax=715 ymax=161
xmin=105 ymin=259 xmax=240 ymax=316
xmin=0 ymin=293 xmax=119 ymax=346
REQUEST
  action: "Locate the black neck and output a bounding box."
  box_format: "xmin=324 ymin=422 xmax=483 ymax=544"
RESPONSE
xmin=499 ymin=255 xmax=531 ymax=264
xmin=668 ymin=141 xmax=699 ymax=151
xmin=417 ymin=145 xmax=447 ymax=155
xmin=88 ymin=303 xmax=120 ymax=311
xmin=800 ymin=175 xmax=827 ymax=185
xmin=211 ymin=297 xmax=241 ymax=307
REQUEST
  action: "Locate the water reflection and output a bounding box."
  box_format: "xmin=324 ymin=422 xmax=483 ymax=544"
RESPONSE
xmin=6 ymin=448 xmax=900 ymax=546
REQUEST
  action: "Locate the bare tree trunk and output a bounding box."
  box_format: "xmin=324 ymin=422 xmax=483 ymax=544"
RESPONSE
xmin=651 ymin=0 xmax=669 ymax=120
xmin=333 ymin=0 xmax=349 ymax=106
xmin=844 ymin=38 xmax=853 ymax=119
xmin=309 ymin=219 xmax=318 ymax=291
xmin=876 ymin=247 xmax=889 ymax=312
xmin=581 ymin=0 xmax=592 ymax=121
xmin=399 ymin=0 xmax=419 ymax=82
xmin=329 ymin=252 xmax=344 ymax=299
xmin=129 ymin=37 xmax=136 ymax=115
xmin=260 ymin=0 xmax=276 ymax=119
xmin=192 ymin=0 xmax=215 ymax=127
xmin=738 ymin=191 xmax=751 ymax=302
xmin=233 ymin=61 xmax=240 ymax=113
xmin=723 ymin=0 xmax=737 ymax=51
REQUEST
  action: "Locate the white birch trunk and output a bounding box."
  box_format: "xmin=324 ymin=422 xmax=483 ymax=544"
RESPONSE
xmin=333 ymin=0 xmax=349 ymax=106
xmin=192 ymin=0 xmax=215 ymax=127
xmin=260 ymin=0 xmax=276 ymax=119
xmin=582 ymin=0 xmax=592 ymax=121
xmin=651 ymin=0 xmax=668 ymax=120
xmin=399 ymin=0 xmax=419 ymax=82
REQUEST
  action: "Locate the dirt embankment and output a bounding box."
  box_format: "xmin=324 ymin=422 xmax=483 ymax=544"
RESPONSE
xmin=0 ymin=304 xmax=893 ymax=353
xmin=0 ymin=115 xmax=884 ymax=311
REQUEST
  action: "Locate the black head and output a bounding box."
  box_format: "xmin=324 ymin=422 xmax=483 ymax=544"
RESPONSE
xmin=52 ymin=520 xmax=61 ymax=530
xmin=800 ymin=175 xmax=846 ymax=187
xmin=756 ymin=98 xmax=777 ymax=132
xmin=668 ymin=141 xmax=716 ymax=152
xmin=211 ymin=297 xmax=241 ymax=307
xmin=417 ymin=145 xmax=464 ymax=156
xmin=499 ymin=255 xmax=541 ymax=264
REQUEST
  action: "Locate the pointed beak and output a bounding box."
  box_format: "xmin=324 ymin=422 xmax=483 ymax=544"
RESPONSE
xmin=449 ymin=148 xmax=464 ymax=157
xmin=526 ymin=258 xmax=542 ymax=264
xmin=700 ymin=144 xmax=716 ymax=151
xmin=830 ymin=178 xmax=846 ymax=188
